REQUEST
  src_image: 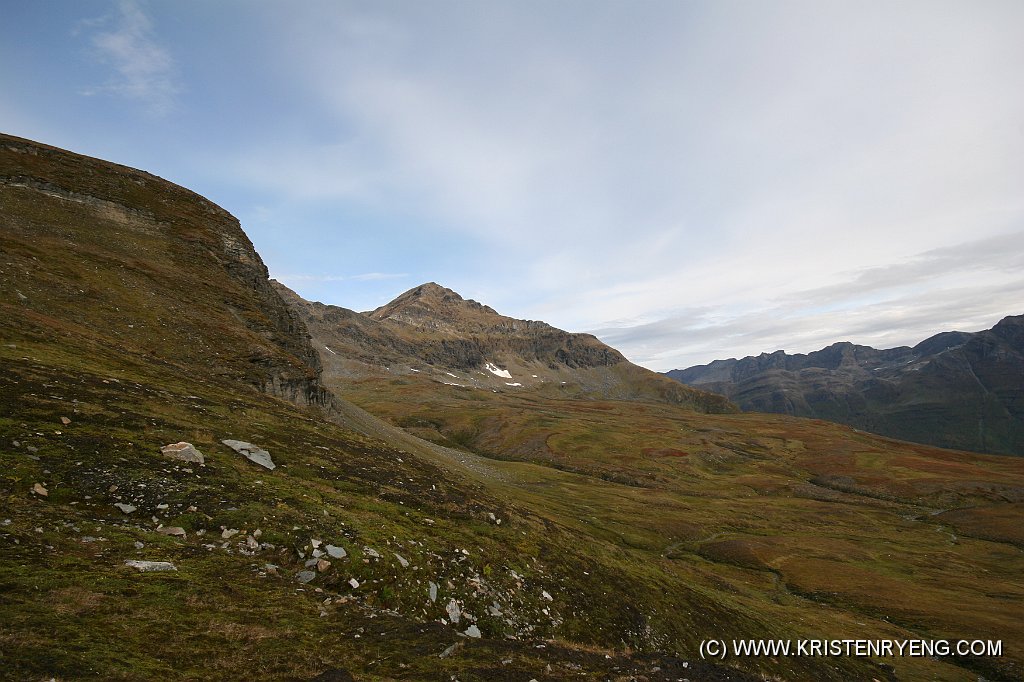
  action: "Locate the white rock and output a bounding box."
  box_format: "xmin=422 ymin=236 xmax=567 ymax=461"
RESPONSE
xmin=348 ymin=578 xmax=360 ymax=589
xmin=394 ymin=553 xmax=409 ymax=568
xmin=114 ymin=503 xmax=137 ymax=514
xmin=326 ymin=544 xmax=347 ymax=559
xmin=160 ymin=442 xmax=204 ymax=464
xmin=221 ymin=528 xmax=239 ymax=539
xmin=429 ymin=581 xmax=438 ymax=602
xmin=125 ymin=560 xmax=176 ymax=572
xmin=221 ymin=439 xmax=275 ymax=470
xmin=446 ymin=599 xmax=461 ymax=624
xmin=464 ymin=624 xmax=481 ymax=638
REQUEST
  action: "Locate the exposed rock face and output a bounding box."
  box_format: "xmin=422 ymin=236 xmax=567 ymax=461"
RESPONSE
xmin=275 ymin=281 xmax=734 ymax=413
xmin=0 ymin=133 xmax=330 ymax=410
xmin=667 ymin=315 xmax=1024 ymax=455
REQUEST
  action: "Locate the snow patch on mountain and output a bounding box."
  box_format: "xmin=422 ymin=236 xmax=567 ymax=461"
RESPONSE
xmin=485 ymin=362 xmax=512 ymax=379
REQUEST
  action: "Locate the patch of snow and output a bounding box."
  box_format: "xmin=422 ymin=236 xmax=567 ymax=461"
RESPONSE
xmin=409 ymin=368 xmax=420 ymax=372
xmin=485 ymin=362 xmax=512 ymax=379
xmin=531 ymin=374 xmax=538 ymax=378
xmin=446 ymin=372 xmax=459 ymax=378
xmin=505 ymin=382 xmax=522 ymax=387
xmin=324 ymin=346 xmax=338 ymax=355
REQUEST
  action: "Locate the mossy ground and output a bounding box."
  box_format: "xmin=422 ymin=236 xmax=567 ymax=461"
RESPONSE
xmin=2 ymin=133 xmax=1020 ymax=681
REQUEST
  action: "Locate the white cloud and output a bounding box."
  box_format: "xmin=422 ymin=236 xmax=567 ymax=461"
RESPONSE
xmin=594 ymin=231 xmax=1024 ymax=370
xmin=79 ymin=0 xmax=179 ymax=114
xmin=202 ymin=3 xmax=1024 ymax=368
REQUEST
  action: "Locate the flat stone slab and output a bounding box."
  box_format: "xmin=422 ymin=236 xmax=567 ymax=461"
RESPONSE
xmin=125 ymin=560 xmax=177 ymax=572
xmin=157 ymin=526 xmax=187 ymax=538
xmin=221 ymin=439 xmax=276 ymax=470
xmin=160 ymin=441 xmax=205 ymax=464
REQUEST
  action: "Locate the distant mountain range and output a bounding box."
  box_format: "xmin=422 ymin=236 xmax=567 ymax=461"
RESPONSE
xmin=665 ymin=316 xmax=1024 ymax=455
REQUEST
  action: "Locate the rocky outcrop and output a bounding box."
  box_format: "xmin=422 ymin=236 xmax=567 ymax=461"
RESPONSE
xmin=276 ymin=281 xmax=734 ymax=413
xmin=667 ymin=315 xmax=1024 ymax=455
xmin=0 ymin=132 xmax=330 ymax=410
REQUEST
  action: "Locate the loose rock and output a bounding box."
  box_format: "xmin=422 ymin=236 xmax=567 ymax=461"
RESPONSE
xmin=221 ymin=439 xmax=275 ymax=470
xmin=439 ymin=641 xmax=462 ymax=658
xmin=114 ymin=503 xmax=137 ymax=514
xmin=295 ymin=570 xmax=316 ymax=584
xmin=160 ymin=442 xmax=205 ymax=464
xmin=326 ymin=544 xmax=347 ymax=559
xmin=32 ymin=483 xmax=48 ymax=497
xmin=125 ymin=560 xmax=176 ymax=572
xmin=446 ymin=599 xmax=461 ymax=624
xmin=157 ymin=526 xmax=186 ymax=538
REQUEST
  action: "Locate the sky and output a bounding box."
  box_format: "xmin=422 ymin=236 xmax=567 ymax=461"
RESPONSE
xmin=2 ymin=1 xmax=1023 ymax=371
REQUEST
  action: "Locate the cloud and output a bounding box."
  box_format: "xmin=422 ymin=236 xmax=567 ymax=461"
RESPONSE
xmin=177 ymin=3 xmax=1024 ymax=370
xmin=78 ymin=0 xmax=179 ymax=114
xmin=594 ymin=231 xmax=1024 ymax=371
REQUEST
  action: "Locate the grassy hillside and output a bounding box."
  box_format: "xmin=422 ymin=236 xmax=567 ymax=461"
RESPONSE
xmin=2 ymin=132 xmax=1022 ymax=681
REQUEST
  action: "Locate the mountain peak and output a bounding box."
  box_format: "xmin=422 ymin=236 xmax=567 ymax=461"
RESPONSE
xmin=368 ymin=282 xmax=499 ymax=330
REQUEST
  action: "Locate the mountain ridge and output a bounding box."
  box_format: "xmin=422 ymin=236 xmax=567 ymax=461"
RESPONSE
xmin=275 ymin=280 xmax=735 ymax=413
xmin=666 ymin=315 xmax=1024 ymax=455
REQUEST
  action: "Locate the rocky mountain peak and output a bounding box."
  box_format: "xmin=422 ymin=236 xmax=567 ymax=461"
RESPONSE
xmin=368 ymin=282 xmax=501 ymax=333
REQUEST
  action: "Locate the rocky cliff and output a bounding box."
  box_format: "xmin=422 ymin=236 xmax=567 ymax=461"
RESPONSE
xmin=0 ymin=132 xmax=329 ymax=408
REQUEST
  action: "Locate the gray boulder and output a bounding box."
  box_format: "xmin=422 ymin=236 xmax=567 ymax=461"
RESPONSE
xmin=160 ymin=442 xmax=205 ymax=464
xmin=221 ymin=439 xmax=276 ymax=470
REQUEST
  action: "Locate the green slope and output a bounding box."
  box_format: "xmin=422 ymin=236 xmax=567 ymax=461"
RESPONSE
xmin=2 ymin=132 xmax=1022 ymax=682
